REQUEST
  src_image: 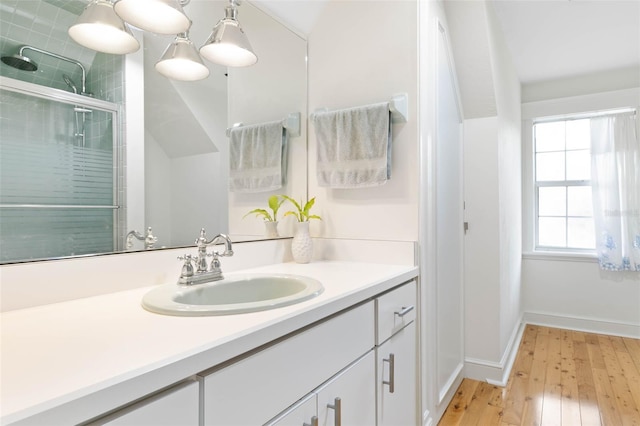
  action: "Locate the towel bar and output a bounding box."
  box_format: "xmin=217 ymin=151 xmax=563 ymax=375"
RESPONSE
xmin=310 ymin=93 xmax=408 ymax=124
xmin=226 ymin=112 xmax=301 ymax=137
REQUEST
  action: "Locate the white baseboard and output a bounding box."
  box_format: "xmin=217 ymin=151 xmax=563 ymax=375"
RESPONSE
xmin=464 ymin=318 xmax=526 ymax=386
xmin=422 ymin=410 xmax=433 ymax=426
xmin=438 ymin=362 xmax=464 ymax=404
xmin=463 ymin=312 xmax=640 ymax=388
xmin=523 ymin=311 xmax=640 ymax=339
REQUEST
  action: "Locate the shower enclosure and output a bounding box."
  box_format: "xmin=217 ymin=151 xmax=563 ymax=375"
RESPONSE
xmin=0 ymin=76 xmax=123 ymax=263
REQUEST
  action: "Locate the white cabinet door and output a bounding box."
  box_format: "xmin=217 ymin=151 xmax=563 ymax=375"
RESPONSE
xmin=316 ymin=351 xmax=376 ymax=426
xmin=266 ymin=394 xmax=318 ymax=426
xmin=202 ymin=302 xmax=374 ymax=425
xmin=91 ymin=380 xmax=199 ymax=426
xmin=377 ymin=322 xmax=417 ymax=426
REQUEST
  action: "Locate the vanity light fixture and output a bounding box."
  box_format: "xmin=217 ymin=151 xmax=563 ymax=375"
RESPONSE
xmin=199 ymin=0 xmax=258 ymax=67
xmin=113 ymin=0 xmax=191 ymax=35
xmin=156 ymin=33 xmax=210 ymax=81
xmin=68 ymin=0 xmax=140 ymax=54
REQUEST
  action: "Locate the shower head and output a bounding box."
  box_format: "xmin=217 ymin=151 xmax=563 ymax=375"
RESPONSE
xmin=1 ymin=53 xmax=38 ymax=71
xmin=63 ymin=74 xmax=78 ymax=94
xmin=1 ymin=46 xmax=87 ymax=94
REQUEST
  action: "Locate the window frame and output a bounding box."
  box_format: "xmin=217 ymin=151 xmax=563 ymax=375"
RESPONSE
xmin=521 ymin=89 xmax=639 ymax=260
xmin=532 ymin=116 xmax=595 ymax=253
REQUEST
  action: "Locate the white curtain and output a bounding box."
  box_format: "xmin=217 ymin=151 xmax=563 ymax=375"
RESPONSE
xmin=590 ymin=111 xmax=640 ymax=271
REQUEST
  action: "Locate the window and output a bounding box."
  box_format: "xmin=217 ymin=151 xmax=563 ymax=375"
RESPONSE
xmin=533 ymin=117 xmax=595 ymax=251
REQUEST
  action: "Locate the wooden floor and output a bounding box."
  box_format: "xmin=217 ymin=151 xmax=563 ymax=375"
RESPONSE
xmin=439 ymin=325 xmax=640 ymax=425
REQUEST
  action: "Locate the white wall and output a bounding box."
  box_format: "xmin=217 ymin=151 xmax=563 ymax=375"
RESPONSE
xmin=521 ymin=88 xmax=640 ymax=338
xmin=450 ymin=0 xmax=523 ymax=385
xmin=170 ymin=153 xmax=224 ymax=246
xmin=487 ymin=2 xmax=523 ymax=363
xmin=145 ymin=131 xmax=172 ymax=247
xmin=307 ymin=0 xmax=420 ymax=241
xmin=145 ymin=135 xmax=225 ymax=248
xmin=124 ymin=38 xmax=145 ymax=245
xmin=463 ymin=117 xmax=502 ymax=361
xmin=522 ymin=258 xmax=640 ymax=337
xmin=227 ymin=1 xmax=307 ymax=240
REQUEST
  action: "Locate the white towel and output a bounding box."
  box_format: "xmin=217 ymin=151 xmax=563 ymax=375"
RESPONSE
xmin=228 ymin=120 xmax=287 ymax=193
xmin=312 ymin=102 xmax=391 ymax=188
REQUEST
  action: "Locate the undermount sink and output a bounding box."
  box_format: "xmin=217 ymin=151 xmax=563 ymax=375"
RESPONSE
xmin=141 ymin=273 xmax=324 ymax=316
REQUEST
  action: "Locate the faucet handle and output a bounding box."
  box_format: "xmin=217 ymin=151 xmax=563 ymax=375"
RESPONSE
xmin=209 ymin=252 xmax=222 ymax=273
xmin=177 ymin=254 xmax=194 ymax=279
xmin=144 ymin=227 xmax=158 ymax=249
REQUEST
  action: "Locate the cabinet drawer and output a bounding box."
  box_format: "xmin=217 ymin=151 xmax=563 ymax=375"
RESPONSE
xmin=89 ymin=380 xmax=200 ymax=426
xmin=201 ymin=301 xmax=375 ymax=425
xmin=265 ymin=394 xmax=317 ymax=426
xmin=376 ymin=280 xmax=416 ymax=345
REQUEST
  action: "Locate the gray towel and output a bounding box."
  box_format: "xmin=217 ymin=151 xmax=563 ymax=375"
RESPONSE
xmin=312 ymin=102 xmax=391 ymax=188
xmin=229 ymin=120 xmax=287 ymax=193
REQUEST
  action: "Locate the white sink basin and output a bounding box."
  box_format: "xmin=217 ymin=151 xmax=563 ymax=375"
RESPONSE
xmin=141 ymin=273 xmax=324 ymax=316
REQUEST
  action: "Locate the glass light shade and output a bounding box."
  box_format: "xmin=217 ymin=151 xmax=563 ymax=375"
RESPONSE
xmin=155 ymin=35 xmax=210 ymax=81
xmin=114 ymin=0 xmax=191 ymax=35
xmin=200 ymin=18 xmax=257 ymax=67
xmin=68 ymin=0 xmax=139 ymax=54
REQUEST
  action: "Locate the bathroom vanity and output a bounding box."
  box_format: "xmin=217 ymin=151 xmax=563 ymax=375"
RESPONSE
xmin=1 ymin=260 xmax=418 ymax=425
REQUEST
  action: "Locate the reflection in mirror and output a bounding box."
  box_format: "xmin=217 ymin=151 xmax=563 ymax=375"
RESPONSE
xmin=0 ymin=0 xmax=307 ymax=264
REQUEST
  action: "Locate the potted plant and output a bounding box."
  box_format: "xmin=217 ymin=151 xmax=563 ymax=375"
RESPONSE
xmin=281 ymin=195 xmax=322 ymax=222
xmin=243 ymin=195 xmax=285 ymax=238
xmin=281 ymin=195 xmax=322 ymax=263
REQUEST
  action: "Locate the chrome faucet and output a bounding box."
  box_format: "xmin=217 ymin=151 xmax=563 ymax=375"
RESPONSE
xmin=126 ymin=227 xmax=158 ymax=250
xmin=177 ymin=228 xmax=233 ymax=286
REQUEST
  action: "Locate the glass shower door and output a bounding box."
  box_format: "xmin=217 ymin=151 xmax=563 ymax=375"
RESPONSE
xmin=0 ymin=86 xmax=121 ymax=263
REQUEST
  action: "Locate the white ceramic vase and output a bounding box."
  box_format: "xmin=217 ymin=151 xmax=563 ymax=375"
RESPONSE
xmin=264 ymin=221 xmax=279 ymax=238
xmin=291 ymin=221 xmax=313 ymax=263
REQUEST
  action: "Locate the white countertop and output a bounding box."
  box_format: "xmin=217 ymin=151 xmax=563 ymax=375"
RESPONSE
xmin=0 ymin=261 xmax=418 ymax=425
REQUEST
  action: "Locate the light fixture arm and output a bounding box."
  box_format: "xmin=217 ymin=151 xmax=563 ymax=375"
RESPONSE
xmin=225 ymin=0 xmax=240 ymax=20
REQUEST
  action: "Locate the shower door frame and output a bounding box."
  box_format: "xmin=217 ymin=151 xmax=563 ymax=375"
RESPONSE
xmin=0 ymin=75 xmax=125 ymax=258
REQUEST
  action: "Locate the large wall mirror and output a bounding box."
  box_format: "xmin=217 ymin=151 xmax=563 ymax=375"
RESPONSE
xmin=0 ymin=0 xmax=307 ymax=264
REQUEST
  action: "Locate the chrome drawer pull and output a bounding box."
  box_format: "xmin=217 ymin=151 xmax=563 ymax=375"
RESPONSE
xmin=327 ymin=397 xmax=342 ymax=426
xmin=394 ymin=305 xmax=414 ymax=318
xmin=303 ymin=415 xmax=318 ymax=426
xmin=383 ymin=353 xmax=395 ymax=393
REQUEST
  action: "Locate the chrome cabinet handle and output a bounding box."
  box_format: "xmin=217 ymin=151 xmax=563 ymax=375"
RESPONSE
xmin=327 ymin=397 xmax=342 ymax=426
xmin=383 ymin=353 xmax=395 ymax=393
xmin=303 ymin=416 xmax=318 ymax=426
xmin=394 ymin=305 xmax=414 ymax=318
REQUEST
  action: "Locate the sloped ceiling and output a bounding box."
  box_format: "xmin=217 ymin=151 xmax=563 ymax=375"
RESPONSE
xmin=444 ymin=0 xmax=640 ymax=118
xmin=443 ymin=0 xmax=497 ymax=119
xmin=491 ymin=0 xmax=640 ymax=84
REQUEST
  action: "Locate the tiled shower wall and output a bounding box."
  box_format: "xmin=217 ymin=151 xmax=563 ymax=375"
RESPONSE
xmin=0 ymin=0 xmax=127 ymax=258
xmin=0 ymin=0 xmax=123 ymax=103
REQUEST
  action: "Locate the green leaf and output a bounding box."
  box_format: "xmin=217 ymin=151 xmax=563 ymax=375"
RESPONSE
xmin=280 ymin=194 xmax=320 ymax=222
xmin=243 ymin=208 xmax=273 ymax=221
xmin=283 ymin=211 xmax=301 ymax=221
xmin=302 ymin=197 xmax=315 ymax=216
xmin=267 ymin=195 xmax=284 ymax=221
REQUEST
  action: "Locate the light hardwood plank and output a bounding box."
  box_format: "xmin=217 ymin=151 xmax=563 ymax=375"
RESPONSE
xmin=438 ymin=378 xmax=480 ymax=425
xmin=458 ymin=382 xmax=495 ymax=426
xmin=475 ymin=384 xmax=505 ymax=425
xmin=560 ymin=329 xmax=582 ymax=425
xmin=438 ymin=326 xmax=640 ymax=426
xmin=592 ymin=367 xmax=624 ymax=425
xmin=502 ymin=325 xmax=536 ymax=425
xmin=573 ymin=337 xmax=602 ymax=426
xmin=541 ymin=327 xmax=563 ymax=425
xmin=521 ymin=327 xmax=548 ymax=426
xmin=597 ymin=335 xmax=640 ymax=424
